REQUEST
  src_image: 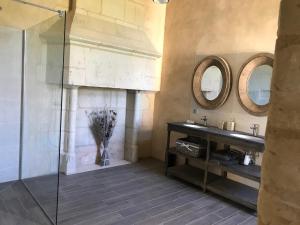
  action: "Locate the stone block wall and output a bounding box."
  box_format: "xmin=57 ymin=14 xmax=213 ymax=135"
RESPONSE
xmin=258 ymin=0 xmax=300 ymax=224
xmin=61 ymin=0 xmax=166 ymax=174
xmin=64 ymin=0 xmax=166 ymax=91
xmin=125 ymin=91 xmax=155 ymax=161
xmin=74 ymin=0 xmax=165 ymax=50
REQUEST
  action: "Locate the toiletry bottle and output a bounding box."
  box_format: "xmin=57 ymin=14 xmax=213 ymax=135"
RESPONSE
xmin=228 ymin=118 xmax=235 ymax=131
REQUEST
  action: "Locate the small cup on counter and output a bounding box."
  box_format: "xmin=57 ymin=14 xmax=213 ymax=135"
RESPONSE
xmin=220 ymin=121 xmax=236 ymax=131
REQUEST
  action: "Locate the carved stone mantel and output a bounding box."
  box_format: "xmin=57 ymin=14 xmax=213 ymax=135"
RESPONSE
xmin=63 ymin=10 xmax=163 ymax=92
xmin=64 ymin=37 xmax=162 ymax=92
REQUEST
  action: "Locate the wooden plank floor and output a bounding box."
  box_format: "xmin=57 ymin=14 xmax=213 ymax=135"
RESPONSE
xmin=57 ymin=159 xmax=257 ymax=225
xmin=0 ymin=159 xmax=257 ymax=225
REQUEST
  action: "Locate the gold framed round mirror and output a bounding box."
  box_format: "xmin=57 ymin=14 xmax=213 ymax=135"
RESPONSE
xmin=237 ymin=53 xmax=274 ymax=116
xmin=192 ymin=56 xmax=232 ymax=109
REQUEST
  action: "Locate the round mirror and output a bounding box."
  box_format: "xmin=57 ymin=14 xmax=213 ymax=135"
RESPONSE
xmin=237 ymin=53 xmax=274 ymax=116
xmin=193 ymin=56 xmax=232 ymax=109
xmin=247 ymin=65 xmax=272 ymax=105
xmin=201 ymin=66 xmax=223 ymax=100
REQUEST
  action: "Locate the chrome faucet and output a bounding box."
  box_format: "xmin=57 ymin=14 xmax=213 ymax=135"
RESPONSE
xmin=201 ymin=116 xmax=208 ymax=126
xmin=250 ymin=124 xmax=259 ymax=136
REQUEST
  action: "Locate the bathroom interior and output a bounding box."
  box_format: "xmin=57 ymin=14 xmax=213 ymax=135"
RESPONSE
xmin=0 ymin=0 xmax=299 ymax=225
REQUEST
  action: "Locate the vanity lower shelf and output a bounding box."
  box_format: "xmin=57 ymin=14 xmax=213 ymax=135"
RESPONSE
xmin=167 ymin=165 xmax=219 ymax=189
xmin=207 ymin=177 xmax=258 ymax=210
xmin=168 ymin=164 xmax=258 ymax=210
xmin=209 ymin=160 xmax=261 ymax=182
xmin=169 ymin=147 xmax=261 ymax=182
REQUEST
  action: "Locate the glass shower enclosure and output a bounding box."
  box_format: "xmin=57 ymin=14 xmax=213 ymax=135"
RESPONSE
xmin=0 ymin=1 xmax=65 ymax=224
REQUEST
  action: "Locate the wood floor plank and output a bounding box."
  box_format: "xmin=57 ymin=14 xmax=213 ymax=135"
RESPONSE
xmin=214 ymin=211 xmax=253 ymax=225
xmin=163 ymin=201 xmax=224 ymax=225
xmin=239 ymin=216 xmax=258 ymax=225
xmin=215 ymin=205 xmax=241 ymax=218
xmin=187 ymin=213 xmax=223 ymax=225
xmin=135 ymin=202 xmax=197 ymax=225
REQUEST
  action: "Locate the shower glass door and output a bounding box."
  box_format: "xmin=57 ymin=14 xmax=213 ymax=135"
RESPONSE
xmin=21 ymin=11 xmax=65 ymax=225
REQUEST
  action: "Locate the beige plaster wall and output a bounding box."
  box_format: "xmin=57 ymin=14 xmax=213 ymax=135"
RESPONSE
xmin=152 ymin=0 xmax=280 ymax=162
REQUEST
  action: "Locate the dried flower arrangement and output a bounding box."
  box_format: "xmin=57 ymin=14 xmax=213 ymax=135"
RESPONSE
xmin=87 ymin=109 xmax=117 ymax=166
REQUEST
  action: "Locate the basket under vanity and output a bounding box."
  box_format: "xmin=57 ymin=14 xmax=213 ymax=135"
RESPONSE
xmin=165 ymin=122 xmax=264 ymax=211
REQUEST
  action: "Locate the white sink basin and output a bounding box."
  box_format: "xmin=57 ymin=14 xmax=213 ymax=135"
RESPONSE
xmin=230 ymin=133 xmax=263 ymax=141
xmin=183 ymin=123 xmax=207 ymax=129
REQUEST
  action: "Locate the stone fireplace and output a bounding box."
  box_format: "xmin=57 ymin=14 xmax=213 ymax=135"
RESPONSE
xmin=61 ymin=87 xmax=157 ymax=175
xmin=75 ymin=87 xmax=128 ymax=173
xmin=60 ymin=0 xmax=165 ymax=174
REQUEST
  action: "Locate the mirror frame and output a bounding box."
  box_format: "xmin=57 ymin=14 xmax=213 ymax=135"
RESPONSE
xmin=237 ymin=53 xmax=274 ymax=116
xmin=192 ymin=56 xmax=232 ymax=109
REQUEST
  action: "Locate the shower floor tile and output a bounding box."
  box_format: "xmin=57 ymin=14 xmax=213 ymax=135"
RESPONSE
xmin=0 ymin=181 xmax=52 ymax=225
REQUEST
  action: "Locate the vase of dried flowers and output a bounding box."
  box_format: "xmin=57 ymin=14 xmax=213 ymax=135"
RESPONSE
xmin=95 ymin=144 xmax=102 ymax=165
xmin=87 ymin=109 xmax=117 ymax=166
xmin=101 ymin=140 xmax=110 ymax=166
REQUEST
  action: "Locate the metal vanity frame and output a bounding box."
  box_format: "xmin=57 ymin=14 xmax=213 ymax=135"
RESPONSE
xmin=165 ymin=122 xmax=265 ymax=210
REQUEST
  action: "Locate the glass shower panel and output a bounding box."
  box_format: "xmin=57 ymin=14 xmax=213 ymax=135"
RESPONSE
xmin=0 ymin=26 xmax=22 ymax=184
xmin=21 ymin=13 xmax=65 ymax=224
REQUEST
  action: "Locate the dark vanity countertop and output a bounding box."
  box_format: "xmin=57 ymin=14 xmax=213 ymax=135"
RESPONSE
xmin=168 ymin=122 xmax=265 ymax=148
